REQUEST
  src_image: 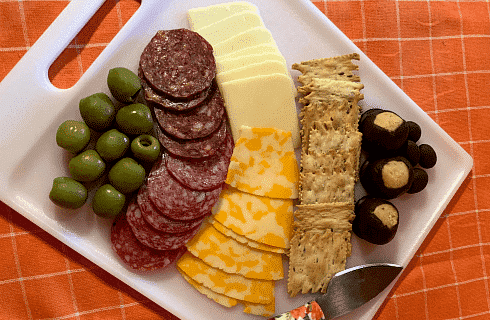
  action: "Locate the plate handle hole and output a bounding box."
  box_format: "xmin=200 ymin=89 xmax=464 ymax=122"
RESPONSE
xmin=48 ymin=0 xmax=141 ymax=89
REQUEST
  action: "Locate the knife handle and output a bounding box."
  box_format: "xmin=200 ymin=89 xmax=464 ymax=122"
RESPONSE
xmin=268 ymin=300 xmax=326 ymax=320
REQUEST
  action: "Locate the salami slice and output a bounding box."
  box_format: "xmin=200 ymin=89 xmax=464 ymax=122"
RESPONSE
xmin=165 ymin=132 xmax=234 ymax=191
xmin=139 ymin=29 xmax=215 ymax=99
xmin=146 ymin=158 xmax=222 ymax=221
xmin=137 ymin=184 xmax=207 ymax=233
xmin=126 ymin=201 xmax=200 ymax=250
xmin=157 ymin=119 xmax=228 ymax=159
xmin=154 ymin=84 xmax=225 ymax=139
xmin=111 ymin=213 xmax=185 ymax=271
xmin=139 ymin=67 xmax=211 ymax=112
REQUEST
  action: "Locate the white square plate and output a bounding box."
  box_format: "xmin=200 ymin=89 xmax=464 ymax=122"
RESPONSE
xmin=0 ymin=0 xmax=473 ymax=319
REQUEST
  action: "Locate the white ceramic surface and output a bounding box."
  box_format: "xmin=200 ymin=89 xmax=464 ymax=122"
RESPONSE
xmin=0 ymin=0 xmax=473 ymax=319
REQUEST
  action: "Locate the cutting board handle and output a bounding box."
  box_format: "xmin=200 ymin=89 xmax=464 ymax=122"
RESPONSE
xmin=3 ymin=0 xmax=106 ymax=91
xmin=0 ymin=0 xmax=106 ymax=169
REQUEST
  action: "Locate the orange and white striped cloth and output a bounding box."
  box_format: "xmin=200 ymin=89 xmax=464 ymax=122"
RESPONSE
xmin=1 ymin=1 xmax=489 ymax=319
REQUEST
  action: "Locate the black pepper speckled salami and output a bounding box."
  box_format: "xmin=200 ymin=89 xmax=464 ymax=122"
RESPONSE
xmin=157 ymin=119 xmax=228 ymax=159
xmin=139 ymin=67 xmax=211 ymax=112
xmin=154 ymin=84 xmax=225 ymax=139
xmin=165 ymin=132 xmax=234 ymax=191
xmin=111 ymin=212 xmax=185 ymax=271
xmin=137 ymin=184 xmax=207 ymax=233
xmin=139 ymin=29 xmax=215 ymax=99
xmin=146 ymin=158 xmax=222 ymax=221
xmin=126 ymin=201 xmax=200 ymax=250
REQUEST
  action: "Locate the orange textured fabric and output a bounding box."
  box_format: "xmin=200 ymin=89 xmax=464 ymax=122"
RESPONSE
xmin=0 ymin=1 xmax=487 ymax=319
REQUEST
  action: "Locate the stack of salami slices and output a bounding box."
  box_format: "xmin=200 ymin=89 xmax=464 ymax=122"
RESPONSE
xmin=111 ymin=29 xmax=234 ymax=271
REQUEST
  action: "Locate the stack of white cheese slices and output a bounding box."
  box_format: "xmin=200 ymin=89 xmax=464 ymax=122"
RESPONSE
xmin=187 ymin=1 xmax=301 ymax=149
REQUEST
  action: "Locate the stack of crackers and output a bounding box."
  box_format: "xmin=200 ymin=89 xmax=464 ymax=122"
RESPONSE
xmin=287 ymin=53 xmax=364 ymax=296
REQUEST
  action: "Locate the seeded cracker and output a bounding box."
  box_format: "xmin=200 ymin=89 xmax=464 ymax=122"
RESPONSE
xmin=287 ymin=53 xmax=363 ymax=297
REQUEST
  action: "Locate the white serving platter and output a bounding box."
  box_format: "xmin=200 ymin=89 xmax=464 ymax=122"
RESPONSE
xmin=0 ymin=0 xmax=473 ymax=319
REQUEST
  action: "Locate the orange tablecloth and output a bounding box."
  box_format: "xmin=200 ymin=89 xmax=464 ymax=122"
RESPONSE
xmin=0 ymin=1 xmax=487 ymax=319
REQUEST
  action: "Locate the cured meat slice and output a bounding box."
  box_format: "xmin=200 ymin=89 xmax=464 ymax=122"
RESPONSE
xmin=146 ymin=158 xmax=222 ymax=220
xmin=139 ymin=67 xmax=211 ymax=112
xmin=157 ymin=119 xmax=228 ymax=159
xmin=139 ymin=29 xmax=216 ymax=99
xmin=137 ymin=184 xmax=207 ymax=233
xmin=111 ymin=213 xmax=185 ymax=271
xmin=154 ymin=84 xmax=225 ymax=139
xmin=126 ymin=201 xmax=200 ymax=250
xmin=166 ymin=132 xmax=234 ymax=191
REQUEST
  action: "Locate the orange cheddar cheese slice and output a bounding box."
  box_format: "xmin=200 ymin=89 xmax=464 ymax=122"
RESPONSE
xmin=186 ymin=222 xmax=284 ymax=280
xmin=225 ymin=126 xmax=299 ymax=199
xmin=211 ymin=218 xmax=286 ymax=254
xmin=179 ymin=269 xmax=275 ymax=317
xmin=212 ymin=186 xmax=293 ymax=249
xmin=177 ymin=251 xmax=275 ymax=304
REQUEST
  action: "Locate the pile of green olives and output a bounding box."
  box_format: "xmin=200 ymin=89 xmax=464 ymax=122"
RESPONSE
xmin=50 ymin=67 xmax=161 ymax=218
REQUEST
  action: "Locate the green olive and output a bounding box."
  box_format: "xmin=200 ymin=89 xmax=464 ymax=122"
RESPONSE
xmin=108 ymin=157 xmax=145 ymax=194
xmin=92 ymin=184 xmax=126 ymax=218
xmin=116 ymin=103 xmax=153 ymax=135
xmin=56 ymin=120 xmax=90 ymax=154
xmin=107 ymin=67 xmax=141 ymax=103
xmin=79 ymin=92 xmax=116 ymax=132
xmin=95 ymin=129 xmax=130 ymax=162
xmin=131 ymin=134 xmax=160 ymax=163
xmin=49 ymin=177 xmax=88 ymax=209
xmin=69 ymin=149 xmax=106 ymax=182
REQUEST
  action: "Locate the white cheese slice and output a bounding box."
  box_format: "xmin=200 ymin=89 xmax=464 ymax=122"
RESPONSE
xmin=213 ymin=27 xmax=276 ymax=57
xmin=187 ymin=1 xmax=259 ymax=31
xmin=218 ymin=43 xmax=281 ymax=60
xmin=220 ymin=73 xmax=301 ymax=148
xmin=196 ymin=11 xmax=264 ymax=46
xmin=216 ymin=53 xmax=286 ymax=73
xmin=217 ymin=60 xmax=288 ymax=83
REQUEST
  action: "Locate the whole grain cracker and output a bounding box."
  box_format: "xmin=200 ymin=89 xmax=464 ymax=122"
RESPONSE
xmin=298 ymin=78 xmax=364 ymax=99
xmin=299 ymin=172 xmax=356 ymax=205
xmin=307 ymin=122 xmax=362 ymax=155
xmin=292 ymin=53 xmax=361 ymax=86
xmin=299 ymin=99 xmax=362 ymax=132
xmin=299 ymin=98 xmax=363 ymax=158
xmin=294 ymin=203 xmax=355 ymax=232
xmin=301 ymin=151 xmax=357 ymax=176
xmin=287 ymin=229 xmax=352 ymax=297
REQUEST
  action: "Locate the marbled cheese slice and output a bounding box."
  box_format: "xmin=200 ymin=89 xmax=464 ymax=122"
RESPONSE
xmin=225 ymin=126 xmax=299 ymax=199
xmin=179 ymin=270 xmax=275 ymax=316
xmin=186 ymin=222 xmax=284 ymax=280
xmin=211 ymin=218 xmax=286 ymax=254
xmin=180 ymin=272 xmax=238 ymax=308
xmin=177 ymin=252 xmax=275 ymax=304
xmin=243 ymin=301 xmax=275 ymax=317
xmin=212 ymin=186 xmax=293 ymax=249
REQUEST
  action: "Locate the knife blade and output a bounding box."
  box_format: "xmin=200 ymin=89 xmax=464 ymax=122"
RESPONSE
xmin=269 ymin=263 xmax=403 ymax=320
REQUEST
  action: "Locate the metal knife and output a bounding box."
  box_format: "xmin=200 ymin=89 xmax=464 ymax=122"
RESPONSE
xmin=269 ymin=263 xmax=403 ymax=320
